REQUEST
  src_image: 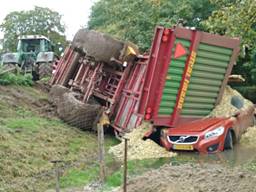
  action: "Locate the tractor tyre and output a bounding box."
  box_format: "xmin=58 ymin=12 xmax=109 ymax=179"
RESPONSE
xmin=224 ymin=130 xmax=233 ymax=150
xmin=56 ymin=92 xmax=102 ymax=131
xmin=39 ymin=62 xmax=52 ymax=79
xmin=2 ymin=63 xmax=17 ymax=71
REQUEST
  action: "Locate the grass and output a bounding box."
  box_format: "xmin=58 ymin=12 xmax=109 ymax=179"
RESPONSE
xmin=0 ymin=84 xmax=118 ymax=192
xmin=0 ymin=72 xmax=33 ymax=86
xmin=60 ymin=166 xmax=100 ymax=188
xmin=3 ymin=117 xmax=50 ymax=131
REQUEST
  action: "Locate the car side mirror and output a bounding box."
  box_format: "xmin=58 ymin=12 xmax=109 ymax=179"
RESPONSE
xmin=231 ymin=96 xmax=244 ymax=109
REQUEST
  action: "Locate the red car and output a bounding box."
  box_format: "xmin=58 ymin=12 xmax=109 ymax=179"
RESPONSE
xmin=159 ymin=105 xmax=255 ymax=153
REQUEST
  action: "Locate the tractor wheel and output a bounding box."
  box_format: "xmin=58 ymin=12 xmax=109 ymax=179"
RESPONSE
xmin=2 ymin=63 xmax=17 ymax=71
xmin=39 ymin=62 xmax=52 ymax=79
xmin=224 ymin=130 xmax=233 ymax=150
xmin=56 ymin=92 xmax=102 ymax=131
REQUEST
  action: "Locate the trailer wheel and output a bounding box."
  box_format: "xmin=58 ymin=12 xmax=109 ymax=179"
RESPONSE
xmin=56 ymin=92 xmax=101 ymax=131
xmin=224 ymin=130 xmax=233 ymax=150
xmin=39 ymin=62 xmax=52 ymax=79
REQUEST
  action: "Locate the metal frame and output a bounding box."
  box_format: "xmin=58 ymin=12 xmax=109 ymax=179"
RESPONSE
xmin=113 ymin=56 xmax=148 ymax=132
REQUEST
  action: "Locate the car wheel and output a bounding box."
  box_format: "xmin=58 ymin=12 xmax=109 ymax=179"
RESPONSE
xmin=224 ymin=130 xmax=233 ymax=150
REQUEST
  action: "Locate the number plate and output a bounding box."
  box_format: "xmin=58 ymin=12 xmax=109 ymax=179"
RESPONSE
xmin=173 ymin=144 xmax=194 ymax=151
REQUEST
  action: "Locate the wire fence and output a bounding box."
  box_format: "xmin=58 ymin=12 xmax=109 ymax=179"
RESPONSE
xmin=0 ymin=155 xmax=100 ymax=192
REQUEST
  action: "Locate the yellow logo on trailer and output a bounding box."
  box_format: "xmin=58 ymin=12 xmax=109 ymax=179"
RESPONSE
xmin=177 ymin=51 xmax=197 ymax=110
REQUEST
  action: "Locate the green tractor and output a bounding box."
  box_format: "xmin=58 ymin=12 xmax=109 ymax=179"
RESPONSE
xmin=1 ymin=35 xmax=58 ymax=80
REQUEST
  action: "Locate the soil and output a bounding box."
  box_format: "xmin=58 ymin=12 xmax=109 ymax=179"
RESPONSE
xmin=113 ymin=163 xmax=256 ymax=192
xmin=0 ymin=82 xmax=56 ymax=118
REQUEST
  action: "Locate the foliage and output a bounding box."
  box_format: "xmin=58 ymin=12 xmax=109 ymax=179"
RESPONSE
xmin=0 ymin=71 xmax=33 ymax=86
xmin=0 ymin=6 xmax=68 ymax=55
xmin=60 ymin=167 xmax=99 ymax=188
xmin=203 ymin=0 xmax=256 ymax=85
xmin=88 ymin=0 xmax=215 ymax=51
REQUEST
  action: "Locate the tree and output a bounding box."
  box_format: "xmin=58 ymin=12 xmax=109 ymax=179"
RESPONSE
xmin=203 ymin=0 xmax=256 ymax=84
xmin=88 ymin=0 xmax=216 ymax=51
xmin=0 ymin=6 xmax=68 ymax=55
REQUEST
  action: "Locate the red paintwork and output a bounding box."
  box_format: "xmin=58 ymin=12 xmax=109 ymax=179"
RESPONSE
xmin=174 ymin=43 xmax=187 ymax=59
xmin=160 ymin=105 xmax=255 ymax=153
xmin=171 ymin=118 xmax=227 ymax=132
xmin=113 ymin=56 xmax=148 ymax=131
xmin=138 ymin=26 xmax=240 ymax=128
xmin=51 ymin=43 xmax=149 ymax=132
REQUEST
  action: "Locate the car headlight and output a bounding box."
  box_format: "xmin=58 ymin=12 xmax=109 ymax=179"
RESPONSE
xmin=204 ymin=126 xmax=224 ymax=140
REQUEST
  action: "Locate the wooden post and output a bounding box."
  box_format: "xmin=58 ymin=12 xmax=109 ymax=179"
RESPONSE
xmin=55 ymin=165 xmax=60 ymax=192
xmin=50 ymin=160 xmax=62 ymax=192
xmin=97 ymin=123 xmax=106 ymax=182
xmin=123 ymin=138 xmax=129 ymax=192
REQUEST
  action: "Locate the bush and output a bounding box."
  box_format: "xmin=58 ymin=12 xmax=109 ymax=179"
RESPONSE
xmin=0 ymin=72 xmax=33 ymax=86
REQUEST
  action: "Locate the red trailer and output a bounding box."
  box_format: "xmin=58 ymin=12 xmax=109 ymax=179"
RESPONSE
xmin=138 ymin=26 xmax=255 ymax=153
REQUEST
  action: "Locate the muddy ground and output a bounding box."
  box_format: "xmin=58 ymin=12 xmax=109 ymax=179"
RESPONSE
xmin=114 ymin=163 xmax=256 ymax=192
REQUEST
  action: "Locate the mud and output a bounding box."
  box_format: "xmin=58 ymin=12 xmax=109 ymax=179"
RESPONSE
xmin=0 ymin=83 xmax=56 ymax=118
xmin=49 ymin=84 xmax=70 ymax=105
xmin=109 ymin=123 xmax=176 ymax=161
xmin=114 ymin=163 xmax=256 ymax=192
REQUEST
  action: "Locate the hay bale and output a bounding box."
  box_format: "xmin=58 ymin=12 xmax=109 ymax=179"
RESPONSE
xmin=109 ymin=123 xmax=176 ymax=161
xmin=71 ymin=29 xmax=139 ymax=64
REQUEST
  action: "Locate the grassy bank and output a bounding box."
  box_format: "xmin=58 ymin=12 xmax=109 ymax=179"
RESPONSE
xmin=0 ymin=85 xmax=118 ymax=192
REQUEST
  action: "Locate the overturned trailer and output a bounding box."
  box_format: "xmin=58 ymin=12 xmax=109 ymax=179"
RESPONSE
xmin=50 ymin=29 xmax=146 ymax=132
xmin=51 ymin=26 xmax=254 ymax=153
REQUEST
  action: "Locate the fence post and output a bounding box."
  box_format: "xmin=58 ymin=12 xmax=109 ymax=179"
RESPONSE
xmin=98 ymin=123 xmax=106 ymax=182
xmin=50 ymin=160 xmax=62 ymax=192
xmin=123 ymin=138 xmax=129 ymax=192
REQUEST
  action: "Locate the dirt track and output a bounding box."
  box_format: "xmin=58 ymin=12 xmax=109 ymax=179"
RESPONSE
xmin=114 ymin=163 xmax=256 ymax=192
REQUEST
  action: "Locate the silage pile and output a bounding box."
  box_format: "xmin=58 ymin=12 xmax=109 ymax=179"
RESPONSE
xmin=209 ymin=86 xmax=254 ymax=117
xmin=109 ymin=123 xmax=176 ymax=161
xmin=241 ymin=125 xmax=256 ymax=146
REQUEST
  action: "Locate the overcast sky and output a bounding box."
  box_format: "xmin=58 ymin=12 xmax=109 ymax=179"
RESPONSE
xmin=0 ymin=0 xmax=96 ymax=40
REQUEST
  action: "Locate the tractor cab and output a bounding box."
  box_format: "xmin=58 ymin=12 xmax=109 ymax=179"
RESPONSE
xmin=2 ymin=35 xmax=57 ymax=80
xmin=17 ymin=35 xmax=53 ymax=54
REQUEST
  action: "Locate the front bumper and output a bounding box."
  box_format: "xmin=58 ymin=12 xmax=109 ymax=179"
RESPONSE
xmin=160 ymin=131 xmax=226 ymax=153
